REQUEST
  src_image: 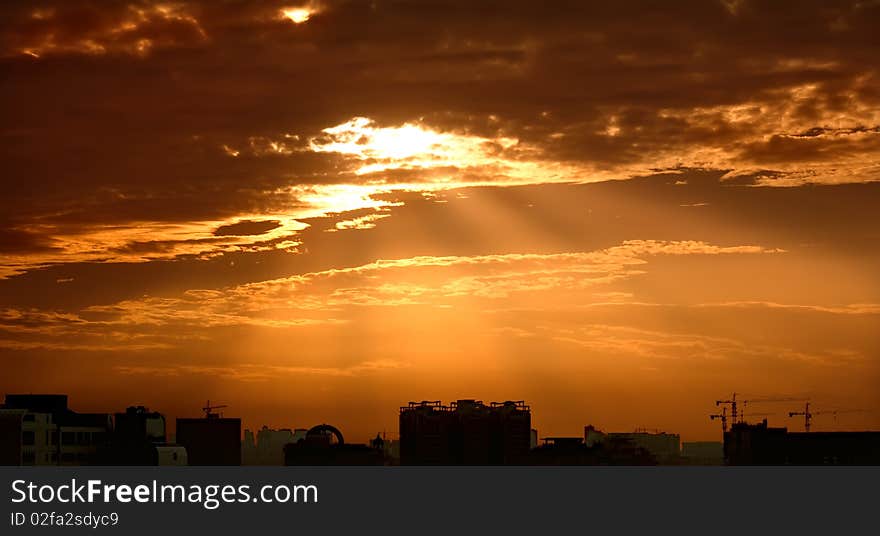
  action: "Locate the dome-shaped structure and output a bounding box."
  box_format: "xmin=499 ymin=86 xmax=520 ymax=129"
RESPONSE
xmin=305 ymin=424 xmax=344 ymax=446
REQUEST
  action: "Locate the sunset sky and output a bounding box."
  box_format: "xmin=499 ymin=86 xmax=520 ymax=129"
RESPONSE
xmin=1 ymin=0 xmax=878 ymax=442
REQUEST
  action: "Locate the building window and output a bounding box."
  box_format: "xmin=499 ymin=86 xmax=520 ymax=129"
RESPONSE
xmin=22 ymin=431 xmax=35 ymax=446
xmin=23 ymin=414 xmax=36 ymax=422
xmin=62 ymin=431 xmax=74 ymax=445
xmin=22 ymin=452 xmax=35 ymax=465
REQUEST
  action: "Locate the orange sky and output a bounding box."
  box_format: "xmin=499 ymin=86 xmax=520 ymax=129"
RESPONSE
xmin=1 ymin=0 xmax=879 ymax=442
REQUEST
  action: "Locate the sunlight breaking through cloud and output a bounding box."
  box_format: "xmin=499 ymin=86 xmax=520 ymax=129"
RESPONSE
xmin=306 ymin=116 xmax=585 ymax=182
xmin=280 ymin=7 xmax=314 ymax=24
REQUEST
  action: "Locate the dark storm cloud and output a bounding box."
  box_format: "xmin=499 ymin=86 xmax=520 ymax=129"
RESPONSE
xmin=214 ymin=219 xmax=282 ymax=236
xmin=739 ymin=126 xmax=880 ymax=164
xmin=0 ymin=1 xmax=207 ymax=57
xmin=110 ymin=236 xmax=224 ymax=255
xmin=1 ymin=0 xmax=879 ymax=275
xmin=0 ymin=227 xmax=61 ymax=253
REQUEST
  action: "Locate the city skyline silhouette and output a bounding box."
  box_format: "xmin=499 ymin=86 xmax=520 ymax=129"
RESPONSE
xmin=3 ymin=392 xmax=878 ymax=466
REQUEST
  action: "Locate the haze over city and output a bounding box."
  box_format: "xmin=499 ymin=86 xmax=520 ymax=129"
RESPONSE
xmin=1 ymin=0 xmax=878 ymax=442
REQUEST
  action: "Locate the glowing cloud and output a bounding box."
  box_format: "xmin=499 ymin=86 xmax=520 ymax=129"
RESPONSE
xmin=10 ymin=4 xmax=206 ymax=58
xmin=306 ymin=116 xmax=587 ymax=185
xmin=281 ymin=7 xmax=314 ymax=24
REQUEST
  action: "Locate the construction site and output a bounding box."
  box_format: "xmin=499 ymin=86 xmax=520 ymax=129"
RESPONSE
xmin=712 ymin=393 xmax=880 ymax=465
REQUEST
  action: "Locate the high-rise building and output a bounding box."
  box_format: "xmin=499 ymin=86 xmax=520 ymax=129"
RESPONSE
xmin=110 ymin=406 xmax=169 ymax=465
xmin=399 ymin=399 xmax=531 ymax=465
xmin=176 ymin=415 xmax=241 ymax=466
xmin=115 ymin=406 xmax=165 ymax=443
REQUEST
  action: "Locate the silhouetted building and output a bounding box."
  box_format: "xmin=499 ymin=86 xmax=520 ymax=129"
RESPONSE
xmin=530 ymin=435 xmax=656 ymax=465
xmin=584 ymin=424 xmax=605 ymax=447
xmin=176 ymin=415 xmax=241 ymax=466
xmin=108 ymin=406 xmax=180 ymax=465
xmin=399 ymin=399 xmax=531 ymax=465
xmin=0 ymin=412 xmax=21 ymax=464
xmin=579 ymin=425 xmax=681 ymax=464
xmin=681 ymin=441 xmax=723 ymax=465
xmin=384 ymin=439 xmax=401 ymax=464
xmin=365 ymin=434 xmax=400 ymax=464
xmin=1 ymin=394 xmax=111 ymax=466
xmin=0 ymin=409 xmax=56 ymax=465
xmin=284 ymin=424 xmax=384 ymax=465
xmin=399 ymin=401 xmax=450 ymax=464
xmin=155 ymin=445 xmax=187 ymax=465
xmin=243 ymin=426 xmax=296 ymax=465
xmin=242 ymin=429 xmax=256 ymax=462
xmin=530 ymin=437 xmax=599 ymax=465
xmin=606 ymin=430 xmax=681 ymax=464
xmin=57 ymin=412 xmax=113 ymax=465
xmin=5 ymin=394 xmax=69 ymax=414
xmin=491 ymin=401 xmax=532 ymax=463
xmin=724 ymin=420 xmax=880 ymax=465
xmin=115 ymin=406 xmax=165 ymax=442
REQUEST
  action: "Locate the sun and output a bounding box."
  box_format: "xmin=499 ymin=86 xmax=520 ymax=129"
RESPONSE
xmin=308 ymin=116 xmax=530 ymax=178
xmin=281 ymin=7 xmax=313 ymax=24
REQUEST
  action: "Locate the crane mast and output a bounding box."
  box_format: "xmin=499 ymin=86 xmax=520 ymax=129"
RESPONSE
xmin=715 ymin=393 xmax=739 ymax=424
xmin=788 ymin=402 xmax=812 ymax=432
xmin=202 ymin=399 xmax=228 ymax=419
xmin=709 ymin=407 xmax=729 ymax=432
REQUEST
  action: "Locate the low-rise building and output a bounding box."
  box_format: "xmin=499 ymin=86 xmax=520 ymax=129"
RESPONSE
xmin=243 ymin=426 xmax=296 ymax=465
xmin=284 ymin=424 xmax=383 ymax=465
xmin=1 ymin=395 xmax=111 ymax=466
xmin=681 ymin=441 xmax=723 ymax=465
xmin=606 ymin=430 xmax=681 ymax=464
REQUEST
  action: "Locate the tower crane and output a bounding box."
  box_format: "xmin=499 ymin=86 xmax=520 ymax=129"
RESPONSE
xmin=739 ymin=396 xmax=804 ymax=421
xmin=788 ymin=404 xmax=867 ymax=432
xmin=788 ymin=402 xmax=813 ymax=432
xmin=821 ymin=408 xmax=868 ymax=424
xmin=715 ymin=393 xmax=739 ymax=425
xmin=716 ymin=394 xmax=805 ymax=425
xmin=202 ymin=400 xmax=228 ymax=419
xmin=709 ymin=407 xmax=774 ymax=433
xmin=709 ymin=407 xmax=729 ymax=432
